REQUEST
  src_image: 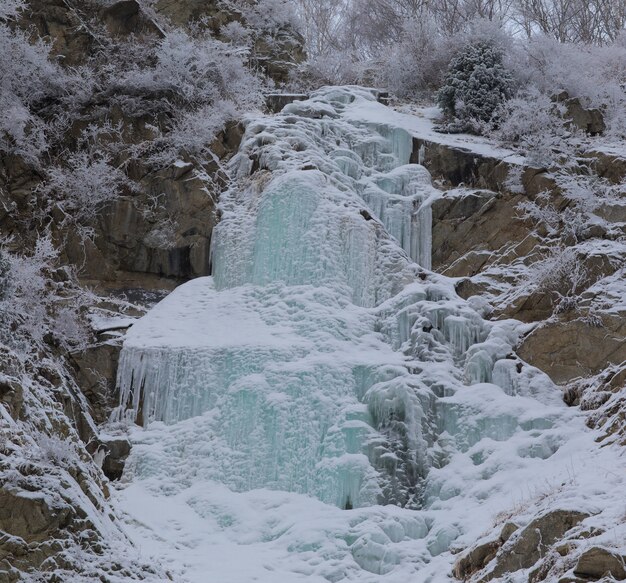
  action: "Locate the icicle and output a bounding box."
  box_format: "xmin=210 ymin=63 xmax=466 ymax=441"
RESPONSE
xmin=492 ymin=359 xmax=521 ymax=396
xmin=443 ymin=315 xmax=484 ymax=355
xmin=464 ymin=349 xmax=494 ymax=384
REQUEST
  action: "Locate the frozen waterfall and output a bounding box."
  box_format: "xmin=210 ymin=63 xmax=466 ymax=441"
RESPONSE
xmin=114 ymin=87 xmax=581 ymax=581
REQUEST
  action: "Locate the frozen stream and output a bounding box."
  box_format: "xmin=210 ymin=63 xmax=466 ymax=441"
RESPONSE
xmin=112 ymin=87 xmax=592 ymax=582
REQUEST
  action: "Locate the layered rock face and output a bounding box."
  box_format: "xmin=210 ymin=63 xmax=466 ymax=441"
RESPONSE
xmin=6 ymin=0 xmax=304 ymax=288
xmin=419 ymin=131 xmax=625 ymax=386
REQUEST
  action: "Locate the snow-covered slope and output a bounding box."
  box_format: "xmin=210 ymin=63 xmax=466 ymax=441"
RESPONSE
xmin=111 ymin=87 xmax=625 ymax=582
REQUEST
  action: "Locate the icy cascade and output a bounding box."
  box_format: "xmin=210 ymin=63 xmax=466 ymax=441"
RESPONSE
xmin=116 ymin=87 xmax=448 ymax=508
xmin=115 ymin=88 xmax=579 ymax=579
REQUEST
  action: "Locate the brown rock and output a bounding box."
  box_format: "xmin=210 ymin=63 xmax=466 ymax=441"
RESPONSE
xmin=452 ymin=522 xmax=519 ymax=580
xmin=431 ymin=187 xmax=535 ymax=284
xmin=586 ymin=150 xmax=626 ymax=184
xmin=453 ymin=539 xmax=500 ymax=580
xmin=564 ymin=99 xmax=605 ymax=136
xmin=155 ymin=0 xmax=228 ymax=30
xmin=18 ymin=0 xmax=94 ymax=67
xmin=476 ymin=509 xmax=590 ymax=582
xmin=0 ymin=488 xmax=72 ymax=543
xmin=70 ymin=340 xmax=122 ymax=424
xmin=574 ymin=546 xmax=626 ymax=580
xmin=70 ymin=162 xmax=219 ymax=282
xmin=528 ymin=552 xmax=558 ymax=583
xmin=518 ymin=313 xmax=626 ymax=384
xmin=251 ymin=29 xmax=306 ymax=83
xmin=103 ymin=0 xmax=164 ymax=37
xmin=410 ymin=139 xmax=488 ymax=188
xmin=499 ymin=521 xmax=519 ymax=543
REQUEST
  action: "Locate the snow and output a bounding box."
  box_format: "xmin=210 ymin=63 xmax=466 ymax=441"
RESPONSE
xmin=89 ymin=311 xmax=137 ymax=333
xmin=112 ymin=87 xmax=626 ymax=582
xmin=349 ymin=96 xmax=527 ymax=165
xmin=114 ymin=420 xmax=625 ymax=583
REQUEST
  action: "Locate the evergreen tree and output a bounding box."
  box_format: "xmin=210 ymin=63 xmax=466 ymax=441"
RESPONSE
xmin=437 ymin=41 xmax=513 ymax=133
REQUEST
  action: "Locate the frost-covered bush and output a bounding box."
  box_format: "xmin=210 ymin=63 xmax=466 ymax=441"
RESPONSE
xmin=489 ymin=89 xmax=570 ymax=167
xmin=0 ymin=4 xmax=92 ymax=164
xmin=34 ymin=433 xmax=76 ymax=467
xmin=235 ymin=0 xmax=300 ymax=33
xmin=0 ymin=237 xmax=91 ymax=355
xmin=221 ymin=21 xmax=253 ymax=46
xmin=437 ymin=41 xmax=514 ymax=133
xmin=297 ymin=51 xmax=371 ymax=88
xmin=121 ymin=30 xmax=262 ymax=109
xmin=507 ymin=36 xmax=626 ymax=140
xmin=0 ymin=24 xmax=57 ymax=163
xmin=37 ymin=150 xmax=129 ymax=225
xmin=517 ymin=192 xmax=563 ymax=237
xmin=30 ymin=123 xmax=128 ymax=230
xmin=517 ymin=193 xmax=590 ymax=244
xmin=523 ymin=246 xmax=589 ymax=313
xmin=0 ymin=0 xmax=25 ymax=20
xmin=555 ymin=173 xmax=625 ymax=242
xmin=119 ymin=30 xmax=263 ymax=166
xmin=381 ymin=18 xmax=455 ymax=99
xmin=144 ymin=218 xmax=178 ymax=250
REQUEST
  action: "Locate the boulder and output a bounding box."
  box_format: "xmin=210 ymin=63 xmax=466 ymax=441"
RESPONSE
xmin=474 ymin=509 xmax=590 ymax=582
xmin=0 ymin=488 xmax=72 ymax=543
xmin=518 ymin=312 xmax=626 ymax=384
xmin=564 ymin=99 xmax=605 ymax=136
xmin=103 ymin=0 xmax=164 ymax=37
xmin=553 ymin=92 xmax=605 ymax=136
xmin=586 ymin=150 xmax=626 ymax=185
xmin=574 ymin=546 xmax=626 ymax=580
xmin=101 ymin=437 xmax=132 ymax=481
xmin=453 ymin=522 xmax=519 ymax=580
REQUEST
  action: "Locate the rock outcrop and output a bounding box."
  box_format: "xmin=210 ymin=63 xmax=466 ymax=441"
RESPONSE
xmin=553 ymin=91 xmax=606 ymax=136
xmin=452 ymin=522 xmax=519 ymax=580
xmin=574 ymin=546 xmax=626 ymax=580
xmin=414 ymin=128 xmax=626 ymax=389
xmin=454 ymin=510 xmax=591 ymax=582
xmin=517 ymin=312 xmax=626 ymax=384
xmin=153 ymin=0 xmax=305 ymax=83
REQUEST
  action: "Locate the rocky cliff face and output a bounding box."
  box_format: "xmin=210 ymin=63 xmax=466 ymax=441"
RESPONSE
xmin=8 ymin=0 xmax=303 ymax=288
xmin=413 ymin=130 xmax=625 ymax=381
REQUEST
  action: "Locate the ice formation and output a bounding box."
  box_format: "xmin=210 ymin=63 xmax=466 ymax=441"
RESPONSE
xmin=114 ymin=87 xmax=588 ymax=581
